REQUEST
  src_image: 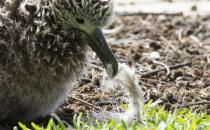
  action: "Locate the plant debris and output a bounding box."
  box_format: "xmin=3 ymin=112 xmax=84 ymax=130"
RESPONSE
xmin=57 ymin=13 xmax=210 ymax=122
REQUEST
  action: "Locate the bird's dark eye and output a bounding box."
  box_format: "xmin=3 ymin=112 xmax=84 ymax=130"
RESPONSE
xmin=76 ymin=18 xmax=85 ymax=24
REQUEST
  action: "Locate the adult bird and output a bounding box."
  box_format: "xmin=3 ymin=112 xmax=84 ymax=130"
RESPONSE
xmin=0 ymin=0 xmax=118 ymax=125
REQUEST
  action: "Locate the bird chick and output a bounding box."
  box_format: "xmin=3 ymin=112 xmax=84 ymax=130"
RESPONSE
xmin=0 ymin=0 xmax=118 ymax=126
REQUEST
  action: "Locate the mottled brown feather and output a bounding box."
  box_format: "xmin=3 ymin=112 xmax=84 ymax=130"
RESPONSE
xmin=0 ymin=0 xmax=90 ymax=125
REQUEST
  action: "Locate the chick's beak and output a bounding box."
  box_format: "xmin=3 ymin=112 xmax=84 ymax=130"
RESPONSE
xmin=87 ymin=28 xmax=118 ymax=77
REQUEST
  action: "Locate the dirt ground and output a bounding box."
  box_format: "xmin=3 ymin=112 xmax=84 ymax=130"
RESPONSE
xmin=57 ymin=13 xmax=210 ymax=122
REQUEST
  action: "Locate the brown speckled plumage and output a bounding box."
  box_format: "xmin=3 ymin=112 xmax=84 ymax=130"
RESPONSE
xmin=0 ymin=0 xmax=115 ymax=125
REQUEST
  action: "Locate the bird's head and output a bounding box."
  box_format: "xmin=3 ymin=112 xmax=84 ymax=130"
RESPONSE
xmin=53 ymin=0 xmax=118 ymax=77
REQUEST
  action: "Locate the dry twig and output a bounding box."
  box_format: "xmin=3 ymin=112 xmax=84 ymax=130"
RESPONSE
xmin=177 ymin=101 xmax=210 ymax=108
xmin=152 ymin=60 xmax=170 ymax=76
xmin=139 ymin=77 xmax=167 ymax=84
xmin=69 ymin=96 xmax=104 ymax=111
xmin=140 ymin=61 xmax=192 ymax=78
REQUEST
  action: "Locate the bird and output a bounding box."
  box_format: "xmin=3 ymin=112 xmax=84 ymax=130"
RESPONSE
xmin=0 ymin=0 xmax=118 ymax=126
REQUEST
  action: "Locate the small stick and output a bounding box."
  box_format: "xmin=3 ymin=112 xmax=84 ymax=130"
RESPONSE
xmin=139 ymin=77 xmax=167 ymax=84
xmin=177 ymin=101 xmax=210 ymax=108
xmin=140 ymin=61 xmax=192 ymax=78
xmin=69 ymin=96 xmax=104 ymax=111
xmin=152 ymin=60 xmax=170 ymax=76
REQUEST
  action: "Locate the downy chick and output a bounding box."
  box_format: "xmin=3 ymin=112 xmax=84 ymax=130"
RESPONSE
xmin=0 ymin=0 xmax=118 ymax=125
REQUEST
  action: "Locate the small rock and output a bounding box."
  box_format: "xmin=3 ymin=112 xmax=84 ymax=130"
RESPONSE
xmin=149 ymin=51 xmax=160 ymax=60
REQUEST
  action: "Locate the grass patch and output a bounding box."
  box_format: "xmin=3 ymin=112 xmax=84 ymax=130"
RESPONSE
xmin=15 ymin=101 xmax=210 ymax=130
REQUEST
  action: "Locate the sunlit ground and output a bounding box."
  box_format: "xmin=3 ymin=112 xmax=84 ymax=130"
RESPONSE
xmin=114 ymin=0 xmax=210 ymax=15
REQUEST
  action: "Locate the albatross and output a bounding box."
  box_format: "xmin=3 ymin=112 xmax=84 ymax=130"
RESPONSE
xmin=0 ymin=0 xmax=118 ymax=125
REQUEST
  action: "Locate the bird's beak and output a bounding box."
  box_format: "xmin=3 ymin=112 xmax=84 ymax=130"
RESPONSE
xmin=87 ymin=28 xmax=118 ymax=77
